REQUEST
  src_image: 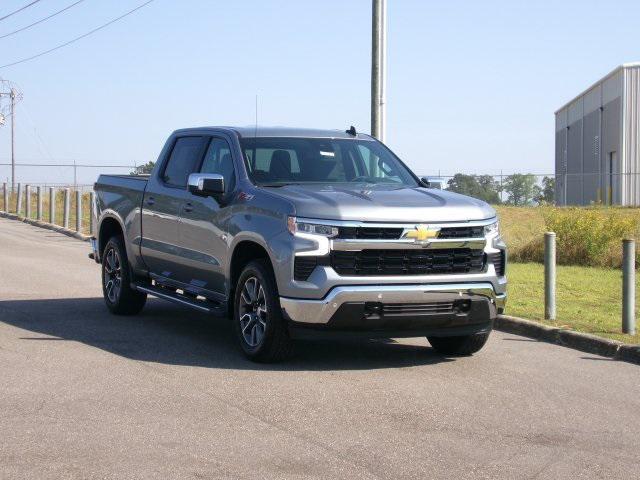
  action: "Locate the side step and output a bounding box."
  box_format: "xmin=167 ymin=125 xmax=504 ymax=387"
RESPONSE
xmin=133 ymin=283 xmax=226 ymax=316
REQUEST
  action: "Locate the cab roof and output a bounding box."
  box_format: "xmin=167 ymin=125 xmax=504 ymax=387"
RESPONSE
xmin=173 ymin=126 xmax=373 ymax=140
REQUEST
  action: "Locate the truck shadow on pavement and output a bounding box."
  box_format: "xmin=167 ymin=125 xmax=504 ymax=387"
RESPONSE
xmin=0 ymin=297 xmax=454 ymax=371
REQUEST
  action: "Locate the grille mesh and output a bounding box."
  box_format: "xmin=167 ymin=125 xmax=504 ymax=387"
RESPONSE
xmin=330 ymin=249 xmax=485 ymax=276
xmin=381 ymin=302 xmax=455 ymax=316
xmin=337 ymin=225 xmax=485 ymax=240
xmin=438 ymin=226 xmax=484 ymax=238
xmin=338 ymin=227 xmax=403 ymax=239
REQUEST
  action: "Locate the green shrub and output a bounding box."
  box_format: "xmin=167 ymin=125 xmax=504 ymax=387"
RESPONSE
xmin=542 ymin=208 xmax=635 ymax=267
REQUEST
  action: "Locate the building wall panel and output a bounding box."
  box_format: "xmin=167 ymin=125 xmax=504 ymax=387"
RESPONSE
xmin=623 ymin=66 xmax=640 ymax=205
xmin=602 ymin=97 xmax=621 ymax=204
xmin=555 ymin=65 xmax=629 ymax=206
xmin=566 ymin=117 xmax=583 ymax=205
xmin=582 ymin=109 xmax=601 ymax=203
xmin=555 ymin=129 xmax=567 ymax=204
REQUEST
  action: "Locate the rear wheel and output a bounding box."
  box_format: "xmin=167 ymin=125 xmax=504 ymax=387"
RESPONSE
xmin=102 ymin=235 xmax=147 ymax=315
xmin=427 ymin=331 xmax=491 ymax=356
xmin=234 ymin=259 xmax=293 ymax=362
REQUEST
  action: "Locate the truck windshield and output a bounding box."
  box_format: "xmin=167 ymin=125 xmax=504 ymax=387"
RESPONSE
xmin=239 ymin=137 xmax=418 ymax=187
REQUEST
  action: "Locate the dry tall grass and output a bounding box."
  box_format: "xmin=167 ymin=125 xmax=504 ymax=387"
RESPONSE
xmin=3 ymin=189 xmax=92 ymax=235
xmin=497 ymin=205 xmax=640 ymax=267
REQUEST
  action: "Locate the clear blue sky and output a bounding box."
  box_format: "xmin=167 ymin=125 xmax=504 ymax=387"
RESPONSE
xmin=0 ymin=0 xmax=639 ymax=185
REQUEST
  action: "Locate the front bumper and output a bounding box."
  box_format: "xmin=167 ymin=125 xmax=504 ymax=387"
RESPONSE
xmin=280 ymin=282 xmax=506 ymax=336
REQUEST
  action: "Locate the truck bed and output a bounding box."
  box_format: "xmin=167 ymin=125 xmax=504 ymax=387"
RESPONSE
xmin=93 ymin=174 xmax=149 ymax=239
xmin=94 ymin=174 xmax=149 ymax=192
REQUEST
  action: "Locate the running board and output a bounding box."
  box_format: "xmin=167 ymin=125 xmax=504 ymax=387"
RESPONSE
xmin=133 ymin=284 xmax=226 ymax=315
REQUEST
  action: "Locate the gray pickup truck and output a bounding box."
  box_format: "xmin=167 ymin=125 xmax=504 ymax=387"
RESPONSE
xmin=91 ymin=126 xmax=506 ymax=362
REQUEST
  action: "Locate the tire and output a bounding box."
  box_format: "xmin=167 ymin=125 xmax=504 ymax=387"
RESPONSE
xmin=233 ymin=259 xmax=293 ymax=362
xmin=427 ymin=331 xmax=491 ymax=356
xmin=101 ymin=235 xmax=147 ymax=315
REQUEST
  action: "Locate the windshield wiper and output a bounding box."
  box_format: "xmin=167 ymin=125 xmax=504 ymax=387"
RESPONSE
xmin=259 ymin=182 xmax=299 ymax=188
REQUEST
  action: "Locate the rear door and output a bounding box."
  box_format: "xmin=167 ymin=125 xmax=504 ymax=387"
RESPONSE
xmin=140 ymin=135 xmax=206 ymax=279
xmin=174 ymin=135 xmax=237 ymax=298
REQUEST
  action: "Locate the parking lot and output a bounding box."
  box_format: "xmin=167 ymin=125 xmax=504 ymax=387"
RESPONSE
xmin=1 ymin=217 xmax=639 ymax=479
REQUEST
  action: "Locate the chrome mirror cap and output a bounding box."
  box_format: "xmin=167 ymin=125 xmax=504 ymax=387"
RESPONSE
xmin=187 ymin=173 xmax=225 ymax=196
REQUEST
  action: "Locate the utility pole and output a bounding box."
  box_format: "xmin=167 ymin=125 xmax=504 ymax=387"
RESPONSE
xmin=0 ymin=81 xmax=21 ymax=192
xmin=10 ymin=88 xmax=15 ymax=192
xmin=371 ymin=0 xmax=387 ymax=142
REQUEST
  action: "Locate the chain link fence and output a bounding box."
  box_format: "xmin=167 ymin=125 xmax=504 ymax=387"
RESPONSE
xmin=0 ymin=162 xmax=137 ymax=193
xmin=4 ymin=163 xmax=640 ymax=208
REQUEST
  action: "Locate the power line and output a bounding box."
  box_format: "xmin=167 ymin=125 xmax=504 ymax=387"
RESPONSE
xmin=0 ymin=0 xmax=86 ymax=40
xmin=0 ymin=0 xmax=43 ymax=22
xmin=0 ymin=0 xmax=155 ymax=69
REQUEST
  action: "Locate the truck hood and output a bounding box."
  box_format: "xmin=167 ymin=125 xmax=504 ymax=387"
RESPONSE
xmin=262 ymin=184 xmax=496 ymax=223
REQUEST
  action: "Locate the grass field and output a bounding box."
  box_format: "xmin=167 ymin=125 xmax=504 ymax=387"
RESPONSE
xmin=507 ymin=262 xmax=639 ymax=344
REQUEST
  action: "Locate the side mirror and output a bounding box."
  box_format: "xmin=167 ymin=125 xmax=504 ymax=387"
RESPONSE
xmin=188 ymin=173 xmax=225 ymax=197
xmin=421 ymin=176 xmax=446 ymax=190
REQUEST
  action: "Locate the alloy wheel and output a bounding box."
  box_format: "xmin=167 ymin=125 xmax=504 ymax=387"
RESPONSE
xmin=103 ymin=247 xmax=122 ymax=303
xmin=239 ymin=276 xmax=267 ymax=347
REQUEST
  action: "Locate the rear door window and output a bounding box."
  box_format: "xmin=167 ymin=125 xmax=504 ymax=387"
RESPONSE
xmin=162 ymin=136 xmax=204 ymax=187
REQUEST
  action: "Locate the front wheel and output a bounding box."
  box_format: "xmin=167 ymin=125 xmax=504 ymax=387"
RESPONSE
xmin=427 ymin=331 xmax=491 ymax=356
xmin=233 ymin=259 xmax=293 ymax=362
xmin=102 ymin=235 xmax=147 ymax=315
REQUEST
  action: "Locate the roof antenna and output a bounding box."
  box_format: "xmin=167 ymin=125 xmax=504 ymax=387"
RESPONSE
xmin=346 ymin=125 xmax=357 ymax=136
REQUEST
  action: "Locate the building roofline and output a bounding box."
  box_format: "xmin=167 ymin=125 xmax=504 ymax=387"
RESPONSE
xmin=554 ymin=62 xmax=640 ymax=115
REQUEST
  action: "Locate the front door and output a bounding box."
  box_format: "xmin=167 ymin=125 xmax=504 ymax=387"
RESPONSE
xmin=140 ymin=135 xmax=206 ymax=279
xmin=175 ymin=136 xmax=237 ymax=299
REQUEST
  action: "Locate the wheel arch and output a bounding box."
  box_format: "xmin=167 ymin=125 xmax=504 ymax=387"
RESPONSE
xmin=98 ymin=212 xmax=126 ymax=261
xmin=227 ymin=237 xmax=277 ymax=312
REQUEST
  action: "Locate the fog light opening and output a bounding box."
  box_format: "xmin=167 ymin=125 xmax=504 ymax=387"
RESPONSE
xmin=364 ymin=301 xmax=383 ymax=317
xmin=453 ymin=299 xmax=471 ymax=313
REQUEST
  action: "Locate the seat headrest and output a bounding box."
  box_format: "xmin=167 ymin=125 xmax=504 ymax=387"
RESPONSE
xmin=269 ymin=150 xmax=292 ymax=180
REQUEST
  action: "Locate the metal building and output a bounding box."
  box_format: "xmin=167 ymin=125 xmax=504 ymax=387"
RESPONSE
xmin=555 ymin=63 xmax=640 ymax=206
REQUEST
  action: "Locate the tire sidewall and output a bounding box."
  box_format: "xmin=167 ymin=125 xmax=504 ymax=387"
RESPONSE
xmin=233 ymin=260 xmax=282 ymax=357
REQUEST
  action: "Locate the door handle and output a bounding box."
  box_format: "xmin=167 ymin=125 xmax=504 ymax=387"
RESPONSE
xmin=146 ymin=196 xmax=155 ymax=206
xmin=183 ymin=202 xmax=193 ymax=213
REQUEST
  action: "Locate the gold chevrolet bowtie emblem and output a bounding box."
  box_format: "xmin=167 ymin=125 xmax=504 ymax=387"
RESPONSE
xmin=404 ymin=225 xmax=440 ymax=241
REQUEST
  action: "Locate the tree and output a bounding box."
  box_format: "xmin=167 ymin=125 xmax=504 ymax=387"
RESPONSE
xmin=131 ymin=161 xmax=155 ymax=175
xmin=447 ymin=173 xmax=501 ymax=204
xmin=535 ymin=176 xmax=555 ymax=205
xmin=502 ymin=174 xmax=540 ymax=206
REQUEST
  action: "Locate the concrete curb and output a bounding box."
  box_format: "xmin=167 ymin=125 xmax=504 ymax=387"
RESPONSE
xmin=0 ymin=211 xmax=90 ymax=242
xmin=496 ymin=315 xmax=640 ymax=365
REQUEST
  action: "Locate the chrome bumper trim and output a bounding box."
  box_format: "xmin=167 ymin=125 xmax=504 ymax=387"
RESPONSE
xmin=330 ymin=237 xmax=486 ymax=251
xmin=280 ymin=282 xmax=504 ymax=325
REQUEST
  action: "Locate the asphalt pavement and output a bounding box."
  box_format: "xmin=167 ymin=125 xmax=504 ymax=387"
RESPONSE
xmin=0 ymin=217 xmax=639 ymax=479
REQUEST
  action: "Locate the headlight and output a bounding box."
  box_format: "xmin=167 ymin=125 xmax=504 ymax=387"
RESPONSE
xmin=287 ymin=217 xmax=338 ymax=237
xmin=484 ymin=221 xmax=499 ymax=236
